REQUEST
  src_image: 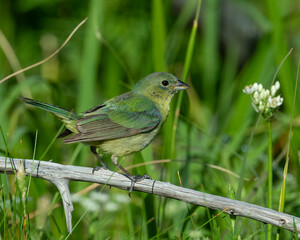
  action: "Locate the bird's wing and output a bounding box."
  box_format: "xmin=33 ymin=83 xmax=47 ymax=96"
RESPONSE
xmin=64 ymin=93 xmax=161 ymax=143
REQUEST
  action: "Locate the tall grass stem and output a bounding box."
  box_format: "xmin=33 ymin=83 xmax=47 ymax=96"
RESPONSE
xmin=267 ymin=120 xmax=273 ymax=240
xmin=170 ymin=0 xmax=201 ymax=157
xmin=276 ymin=58 xmax=300 ymax=240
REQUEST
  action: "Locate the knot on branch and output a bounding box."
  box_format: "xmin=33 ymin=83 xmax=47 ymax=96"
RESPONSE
xmin=279 ymin=218 xmax=287 ymax=226
xmin=227 ymin=208 xmax=236 ymax=215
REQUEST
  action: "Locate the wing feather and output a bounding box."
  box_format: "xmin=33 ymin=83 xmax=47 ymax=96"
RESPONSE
xmin=64 ymin=93 xmax=161 ymax=143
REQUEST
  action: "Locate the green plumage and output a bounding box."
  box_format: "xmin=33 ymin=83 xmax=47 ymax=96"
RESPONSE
xmin=20 ymin=97 xmax=79 ymax=120
xmin=20 ymin=72 xmax=189 ymax=182
xmin=69 ymin=91 xmax=161 ymax=143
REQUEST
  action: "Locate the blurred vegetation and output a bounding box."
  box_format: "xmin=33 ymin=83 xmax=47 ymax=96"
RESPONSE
xmin=1 ymin=0 xmax=300 ymax=239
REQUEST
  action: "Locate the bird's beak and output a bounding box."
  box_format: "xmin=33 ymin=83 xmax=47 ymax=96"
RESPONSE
xmin=172 ymin=80 xmax=190 ymax=91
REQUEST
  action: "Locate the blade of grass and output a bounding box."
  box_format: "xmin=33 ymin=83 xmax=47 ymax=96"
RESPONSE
xmin=69 ymin=144 xmax=83 ymax=165
xmin=202 ymin=0 xmax=219 ymax=109
xmin=187 ymin=207 xmax=230 ymax=239
xmin=166 ymin=0 xmax=198 ymax=62
xmin=0 ymin=30 xmax=32 ymax=97
xmin=276 ymin=57 xmax=300 ymax=240
xmin=266 ymin=0 xmax=297 ymax=112
xmin=236 ymin=115 xmax=261 ymax=200
xmin=152 ymin=0 xmax=167 ymax=72
xmin=151 ymin=1 xmax=167 ymax=237
xmin=149 ymin=212 xmax=197 ymax=240
xmin=76 ymin=0 xmax=103 ymax=171
xmin=94 ymin=28 xmax=133 ymax=84
xmin=26 ymin=129 xmax=38 ymax=202
xmin=38 ymin=124 xmax=65 ymax=160
xmin=170 ymin=0 xmax=201 ymax=158
xmin=37 ymin=192 xmax=61 ymax=238
xmin=0 ymin=125 xmax=9 ymax=239
xmin=267 ymin=120 xmax=273 ymax=240
xmin=126 ymin=203 xmax=135 ymax=240
xmin=77 ymin=1 xmax=102 ymax=112
xmin=65 ymin=210 xmax=88 ymax=239
xmin=177 ymin=171 xmax=196 ymax=235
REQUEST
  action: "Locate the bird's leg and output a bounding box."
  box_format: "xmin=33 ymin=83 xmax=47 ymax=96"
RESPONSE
xmin=111 ymin=155 xmax=151 ymax=197
xmin=90 ymin=146 xmax=108 ymax=174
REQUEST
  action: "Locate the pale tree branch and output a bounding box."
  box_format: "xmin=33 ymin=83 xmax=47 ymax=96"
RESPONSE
xmin=0 ymin=156 xmax=299 ymax=236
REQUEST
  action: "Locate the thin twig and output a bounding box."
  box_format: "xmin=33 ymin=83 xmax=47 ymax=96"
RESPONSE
xmin=271 ymin=48 xmax=293 ymax=86
xmin=0 ymin=18 xmax=88 ymax=84
xmin=0 ymin=156 xmax=299 ymax=235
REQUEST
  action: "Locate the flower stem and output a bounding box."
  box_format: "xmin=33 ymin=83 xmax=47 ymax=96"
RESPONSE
xmin=267 ymin=121 xmax=273 ymax=239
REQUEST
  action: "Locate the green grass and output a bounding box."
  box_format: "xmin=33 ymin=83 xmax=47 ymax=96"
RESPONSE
xmin=1 ymin=0 xmax=300 ymax=239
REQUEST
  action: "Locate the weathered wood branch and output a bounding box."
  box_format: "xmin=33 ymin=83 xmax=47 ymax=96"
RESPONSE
xmin=0 ymin=156 xmax=299 ymax=235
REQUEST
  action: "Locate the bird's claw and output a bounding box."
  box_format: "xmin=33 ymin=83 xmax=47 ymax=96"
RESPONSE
xmin=92 ymin=165 xmax=108 ymax=174
xmin=134 ymin=174 xmax=152 ymax=180
xmin=127 ymin=174 xmax=151 ymax=197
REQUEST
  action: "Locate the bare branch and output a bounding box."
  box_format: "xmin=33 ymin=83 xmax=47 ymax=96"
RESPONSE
xmin=0 ymin=156 xmax=299 ymax=236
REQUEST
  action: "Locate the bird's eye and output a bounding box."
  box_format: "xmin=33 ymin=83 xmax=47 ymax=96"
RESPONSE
xmin=161 ymin=80 xmax=169 ymax=86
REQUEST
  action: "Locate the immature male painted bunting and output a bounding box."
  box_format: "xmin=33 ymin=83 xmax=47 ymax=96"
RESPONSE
xmin=20 ymin=72 xmax=189 ymax=193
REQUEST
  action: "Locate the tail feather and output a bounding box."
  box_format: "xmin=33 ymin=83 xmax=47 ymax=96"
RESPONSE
xmin=19 ymin=97 xmax=79 ymax=120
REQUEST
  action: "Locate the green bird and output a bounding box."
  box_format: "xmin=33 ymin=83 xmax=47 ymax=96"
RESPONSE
xmin=20 ymin=72 xmax=189 ymax=192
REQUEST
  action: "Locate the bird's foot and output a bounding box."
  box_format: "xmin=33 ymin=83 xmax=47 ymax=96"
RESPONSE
xmin=132 ymin=174 xmax=152 ymax=181
xmin=127 ymin=174 xmax=151 ymax=197
xmin=92 ymin=165 xmax=108 ymax=174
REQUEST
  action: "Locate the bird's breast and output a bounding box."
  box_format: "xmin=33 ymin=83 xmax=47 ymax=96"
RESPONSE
xmin=96 ymin=127 xmax=160 ymax=156
xmin=154 ymin=98 xmax=172 ymax=121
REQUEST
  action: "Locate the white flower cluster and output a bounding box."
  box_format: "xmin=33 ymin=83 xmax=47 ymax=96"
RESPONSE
xmin=243 ymin=81 xmax=283 ymax=119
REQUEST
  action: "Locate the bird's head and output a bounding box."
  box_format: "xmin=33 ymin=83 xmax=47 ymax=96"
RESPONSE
xmin=133 ymin=72 xmax=189 ymax=105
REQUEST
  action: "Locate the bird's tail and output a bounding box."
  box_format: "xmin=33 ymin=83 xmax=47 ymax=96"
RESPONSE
xmin=19 ymin=97 xmax=79 ymax=120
